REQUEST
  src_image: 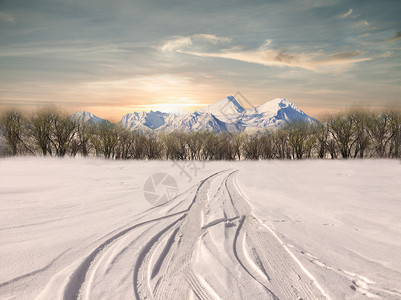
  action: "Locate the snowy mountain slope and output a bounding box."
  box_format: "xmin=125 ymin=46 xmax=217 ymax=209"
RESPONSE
xmin=198 ymin=95 xmax=244 ymax=123
xmin=241 ymin=98 xmax=318 ymax=132
xmin=71 ymin=111 xmax=106 ymax=124
xmin=119 ymin=111 xmax=169 ymax=131
xmin=156 ymin=111 xmax=223 ymax=132
xmin=157 ymin=111 xmax=243 ymax=133
xmin=81 ymin=96 xmax=317 ymax=132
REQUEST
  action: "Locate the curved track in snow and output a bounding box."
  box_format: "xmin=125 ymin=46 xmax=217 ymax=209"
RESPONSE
xmin=5 ymin=170 xmax=327 ymax=300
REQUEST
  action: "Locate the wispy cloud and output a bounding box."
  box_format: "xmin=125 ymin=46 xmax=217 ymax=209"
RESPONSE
xmin=375 ymin=51 xmax=392 ymax=58
xmin=159 ymin=37 xmax=192 ymax=53
xmin=159 ymin=34 xmax=232 ymax=52
xmin=359 ymin=33 xmax=371 ymax=39
xmin=352 ymin=20 xmax=369 ymax=29
xmin=160 ymin=36 xmax=372 ymax=72
xmin=0 ymin=11 xmax=14 ymax=23
xmin=341 ymin=9 xmax=353 ymax=18
xmin=389 ymin=31 xmax=401 ymax=42
xmin=314 ymin=51 xmax=371 ymax=69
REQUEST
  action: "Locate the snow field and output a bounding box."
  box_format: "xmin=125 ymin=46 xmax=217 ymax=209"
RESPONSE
xmin=0 ymin=158 xmax=400 ymax=299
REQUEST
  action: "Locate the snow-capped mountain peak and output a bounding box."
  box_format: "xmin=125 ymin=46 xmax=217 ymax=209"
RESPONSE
xmin=199 ymin=95 xmax=244 ymax=122
xmin=241 ymin=98 xmax=317 ymax=132
xmin=245 ymin=98 xmax=303 ymax=115
xmin=71 ymin=111 xmax=105 ymax=124
xmin=119 ymin=110 xmax=169 ymax=131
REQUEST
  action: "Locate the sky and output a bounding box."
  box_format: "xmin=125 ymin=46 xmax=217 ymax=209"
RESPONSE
xmin=0 ymin=0 xmax=400 ymax=120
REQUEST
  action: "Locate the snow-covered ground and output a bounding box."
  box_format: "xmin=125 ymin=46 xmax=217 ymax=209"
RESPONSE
xmin=0 ymin=158 xmax=400 ymax=299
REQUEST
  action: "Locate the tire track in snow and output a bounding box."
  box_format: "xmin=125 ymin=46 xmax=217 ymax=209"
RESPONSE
xmin=226 ymin=171 xmax=320 ymax=299
xmin=135 ymin=171 xmax=228 ymax=299
xmin=63 ymin=210 xmax=189 ymax=300
xmin=39 ymin=169 xmax=328 ymax=299
xmin=230 ymin=171 xmax=330 ymax=299
xmin=60 ymin=171 xmax=226 ymax=300
xmin=232 ymin=215 xmax=279 ymax=298
xmin=132 ymin=170 xmax=327 ymax=300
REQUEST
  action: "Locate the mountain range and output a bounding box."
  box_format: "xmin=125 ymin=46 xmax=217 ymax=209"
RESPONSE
xmin=72 ymin=96 xmax=318 ymax=133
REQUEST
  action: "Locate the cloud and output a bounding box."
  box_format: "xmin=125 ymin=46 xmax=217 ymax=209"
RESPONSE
xmin=341 ymin=9 xmax=353 ymax=18
xmin=159 ymin=37 xmax=193 ymax=53
xmin=159 ymin=34 xmax=232 ymax=52
xmin=193 ymin=34 xmax=232 ymax=45
xmin=314 ymin=51 xmax=371 ymax=68
xmin=359 ymin=33 xmax=371 ymax=38
xmin=375 ymin=51 xmax=392 ymax=58
xmin=328 ymin=51 xmax=364 ymax=60
xmin=0 ymin=11 xmax=14 ymax=23
xmin=160 ymin=35 xmax=372 ymax=72
xmin=352 ymin=20 xmax=369 ymax=29
xmin=389 ymin=31 xmax=401 ymax=41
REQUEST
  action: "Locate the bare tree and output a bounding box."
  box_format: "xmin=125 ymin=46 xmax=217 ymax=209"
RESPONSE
xmin=76 ymin=121 xmax=94 ymax=157
xmin=366 ymin=111 xmax=394 ymax=157
xmin=273 ymin=129 xmax=290 ymax=159
xmin=258 ymin=134 xmax=274 ymax=159
xmin=349 ymin=111 xmax=369 ymax=158
xmin=243 ymin=135 xmax=260 ymax=160
xmin=162 ymin=132 xmax=187 ymax=160
xmin=30 ymin=109 xmax=56 ymax=156
xmin=388 ymin=111 xmax=401 ymax=158
xmin=69 ymin=139 xmax=80 ymax=157
xmin=93 ymin=121 xmax=118 ymax=159
xmin=286 ymin=122 xmax=315 ymax=159
xmin=127 ymin=132 xmax=146 ymax=159
xmin=114 ymin=127 xmax=134 ymax=159
xmin=232 ymin=132 xmax=246 ymax=160
xmin=315 ymin=123 xmax=329 ymax=159
xmin=200 ymin=132 xmax=217 ymax=160
xmin=216 ymin=133 xmax=235 ymax=160
xmin=327 ymin=114 xmax=356 ymax=159
xmin=145 ymin=133 xmax=164 ymax=159
xmin=0 ymin=111 xmax=23 ymax=155
xmin=0 ymin=134 xmax=6 ymax=157
xmin=52 ymin=113 xmax=77 ymax=157
xmin=186 ymin=132 xmax=205 ymax=160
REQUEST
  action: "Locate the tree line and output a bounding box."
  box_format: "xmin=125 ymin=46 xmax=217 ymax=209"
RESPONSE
xmin=0 ymin=107 xmax=400 ymax=160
